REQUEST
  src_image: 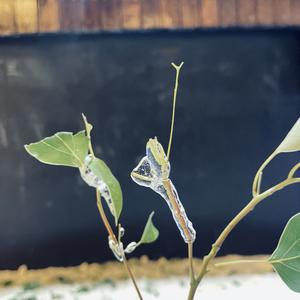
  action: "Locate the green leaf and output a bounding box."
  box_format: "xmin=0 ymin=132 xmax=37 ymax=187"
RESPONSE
xmin=25 ymin=131 xmax=89 ymax=168
xmin=81 ymin=156 xmax=123 ymax=225
xmin=138 ymin=212 xmax=159 ymax=245
xmin=276 ymin=118 xmax=300 ymax=153
xmin=269 ymin=213 xmax=300 ymax=292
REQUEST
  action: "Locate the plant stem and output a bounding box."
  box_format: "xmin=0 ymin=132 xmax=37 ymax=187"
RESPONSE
xmin=187 ymin=177 xmax=300 ymax=300
xmin=187 ymin=250 xmax=215 ymax=300
xmin=122 ymin=254 xmax=143 ymax=300
xmin=214 ymin=259 xmax=267 ymax=267
xmin=188 ymin=242 xmax=195 ymax=283
xmin=82 ymin=113 xmax=95 ymax=157
xmin=213 ymin=179 xmax=294 ymax=249
xmin=167 ymin=62 xmax=184 ymax=161
xmin=83 ymin=115 xmax=143 ymax=299
xmin=187 ymin=281 xmax=198 ymax=300
xmin=269 ymin=253 xmax=300 ymax=264
xmin=288 ymin=162 xmax=300 ymax=178
xmin=96 ymin=192 xmax=143 ymax=299
xmin=96 ymin=190 xmax=117 ymax=242
xmin=252 ymin=151 xmax=277 ymax=196
xmin=163 ymin=179 xmax=194 ymax=242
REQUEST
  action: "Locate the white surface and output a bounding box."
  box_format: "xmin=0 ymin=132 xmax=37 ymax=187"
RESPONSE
xmin=0 ymin=273 xmax=299 ymax=300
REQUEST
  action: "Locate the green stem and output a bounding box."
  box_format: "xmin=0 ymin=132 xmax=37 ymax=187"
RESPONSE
xmin=187 ymin=250 xmax=216 ymax=300
xmin=167 ymin=62 xmax=184 ymax=161
xmin=81 ymin=113 xmax=95 ymax=157
xmin=252 ymin=151 xmax=277 ymax=196
xmin=188 ymin=242 xmax=195 ymax=283
xmin=187 ymin=280 xmax=198 ymax=300
xmin=214 ymin=259 xmax=267 ymax=267
xmin=122 ymin=254 xmax=143 ymax=300
xmin=96 ymin=190 xmax=117 ymax=243
xmin=187 ymin=177 xmax=300 ymax=300
xmin=213 ymin=253 xmax=300 ymax=269
xmin=214 ymin=252 xmax=300 ymax=269
xmin=82 ymin=114 xmax=143 ymax=299
xmin=270 ymin=253 xmax=300 ymax=264
xmin=288 ymin=162 xmax=300 ymax=178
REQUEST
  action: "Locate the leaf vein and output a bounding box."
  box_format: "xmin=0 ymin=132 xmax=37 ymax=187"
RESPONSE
xmin=41 ymin=141 xmax=73 ymax=157
xmin=55 ymin=133 xmax=83 ymax=167
xmin=282 ymin=238 xmax=300 ymax=258
xmin=279 ymin=262 xmax=300 ymax=273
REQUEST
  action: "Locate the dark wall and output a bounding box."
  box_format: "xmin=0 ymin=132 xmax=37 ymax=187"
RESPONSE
xmin=1 ymin=29 xmax=300 ymax=269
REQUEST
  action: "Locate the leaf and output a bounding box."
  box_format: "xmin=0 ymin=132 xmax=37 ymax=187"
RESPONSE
xmin=269 ymin=213 xmax=300 ymax=292
xmin=276 ymin=118 xmax=300 ymax=153
xmin=138 ymin=212 xmax=159 ymax=245
xmin=82 ymin=156 xmax=123 ymax=225
xmin=25 ymin=131 xmax=89 ymax=168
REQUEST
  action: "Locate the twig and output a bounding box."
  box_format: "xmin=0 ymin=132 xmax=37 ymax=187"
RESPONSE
xmin=188 ymin=242 xmax=195 ymax=283
xmin=187 ymin=177 xmax=300 ymax=300
xmin=122 ymin=254 xmax=143 ymax=300
xmin=167 ymin=62 xmax=184 ymax=161
xmin=214 ymin=259 xmax=267 ymax=267
xmin=82 ymin=114 xmax=143 ymax=299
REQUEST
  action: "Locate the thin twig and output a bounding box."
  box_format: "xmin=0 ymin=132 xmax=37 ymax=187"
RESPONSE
xmin=256 ymin=171 xmax=263 ymax=195
xmin=187 ymin=177 xmax=300 ymax=300
xmin=288 ymin=162 xmax=300 ymax=178
xmin=214 ymin=259 xmax=267 ymax=267
xmin=167 ymin=62 xmax=184 ymax=161
xmin=96 ymin=190 xmax=117 ymax=242
xmin=82 ymin=114 xmax=143 ymax=299
xmin=252 ymin=151 xmax=277 ymax=196
xmin=123 ymin=254 xmax=143 ymax=300
xmin=188 ymin=242 xmax=195 ymax=283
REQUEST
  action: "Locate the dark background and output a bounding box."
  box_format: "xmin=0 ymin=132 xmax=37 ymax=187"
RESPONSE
xmin=1 ymin=28 xmax=300 ymax=270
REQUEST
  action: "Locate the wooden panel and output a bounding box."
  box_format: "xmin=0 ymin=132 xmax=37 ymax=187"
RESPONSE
xmin=237 ymin=0 xmax=256 ymax=25
xmin=38 ymin=0 xmax=60 ymax=32
xmin=219 ymin=0 xmax=237 ymax=26
xmin=60 ymin=0 xmax=86 ymax=31
xmin=159 ymin=0 xmax=181 ymax=28
xmin=83 ymin=0 xmax=101 ymax=29
xmin=274 ymin=0 xmax=291 ymax=24
xmin=101 ymin=0 xmax=123 ymax=30
xmin=141 ymin=0 xmax=160 ymax=28
xmin=14 ymin=0 xmax=38 ymax=33
xmin=0 ymin=0 xmax=15 ymax=35
xmin=256 ymin=0 xmax=273 ymax=25
xmin=180 ymin=0 xmax=201 ymax=28
xmin=202 ymin=0 xmax=218 ymax=27
xmin=290 ymin=0 xmax=300 ymax=25
xmin=1 ymin=0 xmax=300 ymax=36
xmin=122 ymin=0 xmax=142 ymax=29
